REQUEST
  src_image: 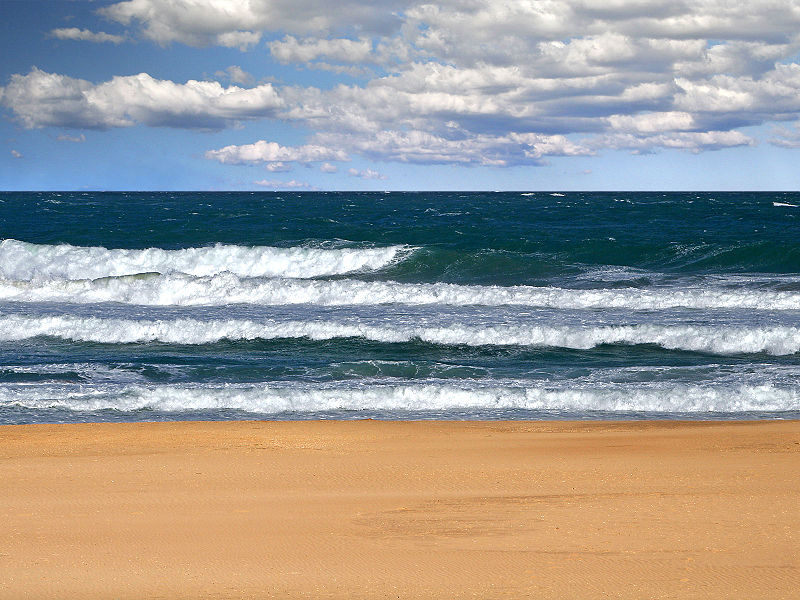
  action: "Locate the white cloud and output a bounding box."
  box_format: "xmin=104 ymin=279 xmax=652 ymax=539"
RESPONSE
xmin=1 ymin=69 xmax=102 ymax=129
xmin=597 ymin=130 xmax=756 ymax=154
xmin=347 ymin=167 xmax=387 ymax=180
xmin=0 ymin=68 xmax=283 ymax=130
xmin=215 ymin=30 xmax=262 ymax=51
xmin=675 ymin=65 xmax=800 ymax=116
xmin=315 ymin=130 xmax=593 ymax=167
xmin=214 ymin=66 xmax=254 ymax=86
xmin=675 ymin=41 xmax=794 ymax=78
xmin=607 ymin=112 xmax=696 ymax=134
xmin=10 ymin=149 xmax=22 ymax=158
xmin=101 ymin=0 xmax=261 ymax=48
xmin=320 ymin=162 xmax=338 ymax=173
xmin=403 ymin=1 xmax=800 ymax=69
xmin=279 ymin=62 xmax=683 ymax=141
xmin=253 ymin=178 xmax=317 ymax=189
xmin=56 ymin=133 xmax=86 ymax=142
xmin=101 ymin=0 xmax=409 ymax=47
xmin=204 ymin=140 xmax=348 ymax=165
xmin=50 ymin=28 xmax=126 ymax=44
xmin=269 ymin=36 xmax=373 ymax=64
xmin=264 ymin=161 xmax=292 ymax=172
xmin=9 ymin=0 xmax=800 ymax=166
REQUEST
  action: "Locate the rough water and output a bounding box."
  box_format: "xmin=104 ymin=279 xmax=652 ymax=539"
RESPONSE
xmin=1 ymin=191 xmax=799 ymax=424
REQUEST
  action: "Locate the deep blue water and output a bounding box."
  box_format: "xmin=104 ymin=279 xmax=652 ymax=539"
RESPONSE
xmin=1 ymin=191 xmax=799 ymax=424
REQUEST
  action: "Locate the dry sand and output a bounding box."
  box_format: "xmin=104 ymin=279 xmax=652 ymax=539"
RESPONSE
xmin=0 ymin=419 xmax=798 ymax=599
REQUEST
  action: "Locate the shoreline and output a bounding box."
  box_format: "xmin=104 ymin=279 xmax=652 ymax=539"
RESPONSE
xmin=2 ymin=419 xmax=798 ymax=599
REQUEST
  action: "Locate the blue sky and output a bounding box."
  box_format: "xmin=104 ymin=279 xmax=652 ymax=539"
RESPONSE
xmin=1 ymin=0 xmax=800 ymax=191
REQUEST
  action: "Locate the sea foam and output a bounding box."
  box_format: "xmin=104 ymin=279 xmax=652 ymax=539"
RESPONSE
xmin=2 ymin=273 xmax=800 ymax=309
xmin=3 ymin=314 xmax=800 ymax=354
xmin=0 ymin=239 xmax=411 ymax=280
xmin=2 ymin=380 xmax=797 ymax=414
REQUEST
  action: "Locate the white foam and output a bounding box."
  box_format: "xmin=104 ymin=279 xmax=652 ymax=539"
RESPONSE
xmin=0 ymin=239 xmax=410 ymax=280
xmin=3 ymin=314 xmax=800 ymax=354
xmin=2 ymin=273 xmax=800 ymax=309
xmin=1 ymin=381 xmax=797 ymax=414
xmin=773 ymin=202 xmax=798 ymax=207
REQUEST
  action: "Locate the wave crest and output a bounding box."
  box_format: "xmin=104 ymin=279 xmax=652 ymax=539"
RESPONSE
xmin=2 ymin=272 xmax=800 ymax=309
xmin=2 ymin=381 xmax=797 ymax=414
xmin=0 ymin=239 xmax=411 ymax=280
xmin=3 ymin=315 xmax=800 ymax=355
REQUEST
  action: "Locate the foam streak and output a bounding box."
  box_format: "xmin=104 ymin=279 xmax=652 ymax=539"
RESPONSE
xmin=3 ymin=315 xmax=800 ymax=354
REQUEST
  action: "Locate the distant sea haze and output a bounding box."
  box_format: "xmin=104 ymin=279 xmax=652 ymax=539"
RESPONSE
xmin=1 ymin=191 xmax=799 ymax=424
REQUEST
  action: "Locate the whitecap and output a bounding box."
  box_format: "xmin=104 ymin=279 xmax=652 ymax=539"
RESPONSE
xmin=0 ymin=239 xmax=413 ymax=281
xmin=3 ymin=314 xmax=800 ymax=355
xmin=2 ymin=274 xmax=800 ymax=310
xmin=2 ymin=380 xmax=797 ymax=414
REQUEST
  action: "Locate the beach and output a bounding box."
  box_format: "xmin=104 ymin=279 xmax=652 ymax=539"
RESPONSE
xmin=5 ymin=0 xmax=800 ymax=594
xmin=1 ymin=419 xmax=798 ymax=599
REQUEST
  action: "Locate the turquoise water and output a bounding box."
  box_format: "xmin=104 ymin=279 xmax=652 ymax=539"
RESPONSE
xmin=1 ymin=191 xmax=799 ymax=423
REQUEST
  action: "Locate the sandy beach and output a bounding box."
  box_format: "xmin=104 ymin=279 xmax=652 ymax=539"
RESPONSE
xmin=1 ymin=420 xmax=798 ymax=599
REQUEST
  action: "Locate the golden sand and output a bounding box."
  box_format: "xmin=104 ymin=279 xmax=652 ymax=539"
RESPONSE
xmin=1 ymin=420 xmax=798 ymax=599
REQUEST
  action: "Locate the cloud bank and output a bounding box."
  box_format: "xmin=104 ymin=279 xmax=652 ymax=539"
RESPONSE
xmin=4 ymin=0 xmax=800 ymax=168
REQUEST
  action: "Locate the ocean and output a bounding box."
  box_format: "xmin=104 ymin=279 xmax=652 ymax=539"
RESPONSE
xmin=1 ymin=190 xmax=799 ymax=424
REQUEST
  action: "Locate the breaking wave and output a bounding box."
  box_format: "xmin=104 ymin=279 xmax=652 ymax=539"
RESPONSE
xmin=3 ymin=272 xmax=800 ymax=309
xmin=0 ymin=239 xmax=411 ymax=280
xmin=1 ymin=381 xmax=797 ymax=414
xmin=4 ymin=315 xmax=800 ymax=355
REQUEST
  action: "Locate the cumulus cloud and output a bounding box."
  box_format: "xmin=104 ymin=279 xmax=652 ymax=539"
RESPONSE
xmin=214 ymin=65 xmax=254 ymax=86
xmin=215 ymin=30 xmax=262 ymax=51
xmin=50 ymin=28 xmax=126 ymax=44
xmin=319 ymin=130 xmax=593 ymax=166
xmin=0 ymin=68 xmax=283 ymax=130
xmin=10 ymin=149 xmax=22 ymax=158
xmin=278 ymin=62 xmax=685 ymax=141
xmin=675 ymin=65 xmax=800 ymax=116
xmin=204 ymin=140 xmax=348 ymax=166
xmin=607 ymin=112 xmax=696 ymax=134
xmin=8 ymin=1 xmax=800 ymax=167
xmin=320 ymin=162 xmax=338 ymax=173
xmin=347 ymin=167 xmax=387 ymax=180
xmin=100 ymin=0 xmax=410 ymax=47
xmin=269 ymin=36 xmax=373 ymax=64
xmin=100 ymin=0 xmax=260 ymax=49
xmin=403 ymin=1 xmax=800 ymax=69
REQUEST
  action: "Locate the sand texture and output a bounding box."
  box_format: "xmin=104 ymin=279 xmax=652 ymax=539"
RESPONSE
xmin=1 ymin=420 xmax=798 ymax=599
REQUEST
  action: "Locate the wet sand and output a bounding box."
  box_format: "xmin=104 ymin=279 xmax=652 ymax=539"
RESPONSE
xmin=1 ymin=420 xmax=798 ymax=599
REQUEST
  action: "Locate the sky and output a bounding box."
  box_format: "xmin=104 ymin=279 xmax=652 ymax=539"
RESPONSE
xmin=1 ymin=0 xmax=800 ymax=191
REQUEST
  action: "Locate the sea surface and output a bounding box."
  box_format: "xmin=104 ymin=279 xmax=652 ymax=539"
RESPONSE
xmin=1 ymin=191 xmax=799 ymax=424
